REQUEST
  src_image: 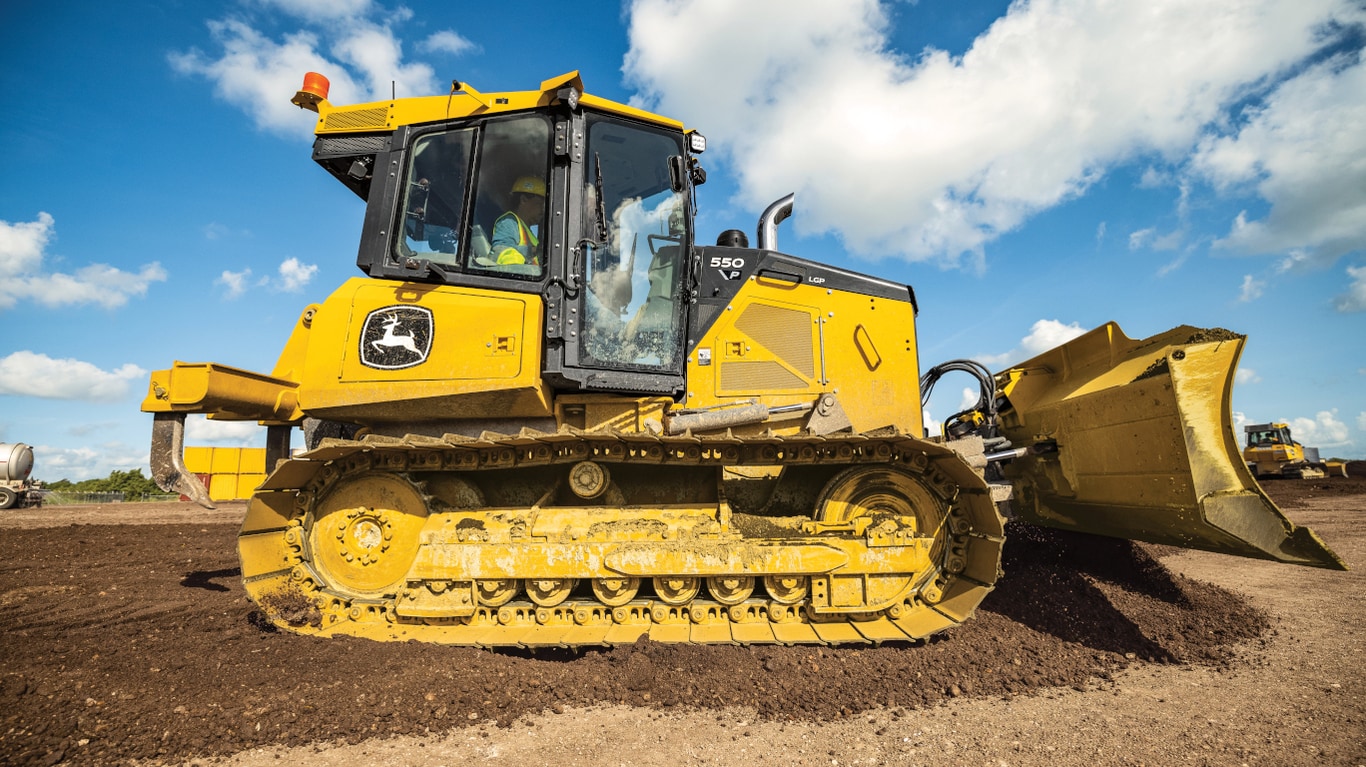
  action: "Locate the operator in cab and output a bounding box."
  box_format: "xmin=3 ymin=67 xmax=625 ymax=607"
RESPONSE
xmin=491 ymin=176 xmax=546 ymax=266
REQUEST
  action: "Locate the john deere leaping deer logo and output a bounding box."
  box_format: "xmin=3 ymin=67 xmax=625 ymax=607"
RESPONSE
xmin=359 ymin=306 xmax=433 ymax=369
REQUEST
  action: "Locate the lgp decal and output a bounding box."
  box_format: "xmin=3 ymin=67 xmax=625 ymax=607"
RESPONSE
xmin=360 ymin=306 xmax=433 ymax=369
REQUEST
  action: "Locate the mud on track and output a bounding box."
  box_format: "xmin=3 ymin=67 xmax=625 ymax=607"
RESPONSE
xmin=1 ymin=473 xmax=1361 ymax=766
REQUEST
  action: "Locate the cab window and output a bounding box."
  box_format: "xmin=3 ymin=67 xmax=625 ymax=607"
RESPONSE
xmin=397 ymin=129 xmax=473 ymax=268
xmin=392 ymin=115 xmax=552 ymax=280
xmin=467 ymin=116 xmax=552 ymax=278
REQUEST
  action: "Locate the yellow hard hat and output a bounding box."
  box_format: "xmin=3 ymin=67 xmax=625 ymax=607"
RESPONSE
xmin=510 ymin=176 xmax=546 ymax=197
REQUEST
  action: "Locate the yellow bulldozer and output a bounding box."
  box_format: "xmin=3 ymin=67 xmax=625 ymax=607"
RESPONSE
xmin=142 ymin=71 xmax=1344 ymax=647
xmin=1243 ymin=422 xmax=1349 ymax=479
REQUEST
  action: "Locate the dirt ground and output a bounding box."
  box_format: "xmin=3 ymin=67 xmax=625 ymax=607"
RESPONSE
xmin=1 ymin=472 xmax=1363 ymax=766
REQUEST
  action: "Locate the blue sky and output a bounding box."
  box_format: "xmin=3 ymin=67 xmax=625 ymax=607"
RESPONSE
xmin=2 ymin=0 xmax=1363 ymax=481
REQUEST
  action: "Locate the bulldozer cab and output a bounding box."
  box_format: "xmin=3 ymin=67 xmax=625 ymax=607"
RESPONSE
xmin=1245 ymin=423 xmax=1294 ymax=447
xmin=348 ymin=98 xmax=694 ymax=397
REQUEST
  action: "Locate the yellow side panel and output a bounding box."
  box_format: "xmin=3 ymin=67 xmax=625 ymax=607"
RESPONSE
xmin=686 ymin=279 xmax=921 ymax=434
xmin=715 ymin=300 xmax=820 ymax=396
xmin=338 ymin=282 xmax=526 ymax=382
xmin=299 ymin=278 xmax=552 ymax=418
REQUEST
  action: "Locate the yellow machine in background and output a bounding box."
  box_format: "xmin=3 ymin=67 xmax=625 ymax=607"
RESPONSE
xmin=1243 ymin=422 xmax=1349 ymax=479
xmin=182 ymin=447 xmax=268 ymax=502
xmin=142 ymin=71 xmax=1343 ymax=647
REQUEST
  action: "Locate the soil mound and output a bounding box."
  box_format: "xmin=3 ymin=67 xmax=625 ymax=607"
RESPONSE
xmin=1258 ymin=465 xmax=1366 ymax=505
xmin=0 ymin=521 xmax=1267 ymax=765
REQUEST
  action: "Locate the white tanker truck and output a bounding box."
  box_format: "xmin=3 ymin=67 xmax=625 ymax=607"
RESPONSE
xmin=1 ymin=443 xmax=43 ymax=509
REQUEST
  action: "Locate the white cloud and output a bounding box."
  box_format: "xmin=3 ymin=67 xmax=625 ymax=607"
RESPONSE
xmin=625 ymin=0 xmax=1358 ymax=265
xmin=32 ymin=442 xmax=148 ymax=483
xmin=1194 ymin=47 xmax=1366 ymax=265
xmin=34 ymin=445 xmax=98 ymax=480
xmin=332 ymin=24 xmax=437 ymax=103
xmin=922 ymin=408 xmax=940 ymax=438
xmin=258 ymin=0 xmax=374 ymax=21
xmin=1357 ymin=411 xmax=1366 ymax=433
xmin=1155 ymin=251 xmax=1190 ymax=277
xmin=277 ymin=257 xmax=318 ymax=291
xmin=419 ymin=30 xmax=478 ymax=56
xmin=1128 ymin=228 xmax=1155 ymax=250
xmin=1154 ymin=231 xmax=1187 ymax=252
xmin=978 ymin=318 xmax=1088 ymax=368
xmin=218 ymin=268 xmax=253 ymax=299
xmin=1232 ymin=410 xmax=1248 ymax=432
xmin=216 ymin=259 xmax=316 ymax=297
xmin=1235 ymin=367 xmax=1261 ymax=385
xmin=1285 ymin=410 xmax=1350 ymax=448
xmin=1130 ymin=226 xmax=1187 ymax=254
xmin=1238 ymin=274 xmax=1265 ymax=302
xmin=0 ymin=211 xmax=53 ymax=274
xmin=0 ymin=213 xmax=166 ymax=310
xmin=1230 ymin=410 xmax=1249 ymax=446
xmin=0 ymin=351 xmax=146 ymax=402
xmin=170 ymin=9 xmax=442 ymax=138
xmin=170 ymin=22 xmax=344 ymax=136
xmin=1138 ymin=167 xmax=1170 ymax=188
xmin=1334 ymin=264 xmax=1366 ymax=312
xmin=1275 ymin=249 xmax=1310 ymax=273
xmin=186 ymin=415 xmax=264 ymax=446
xmin=1020 ymin=319 xmax=1088 ymax=356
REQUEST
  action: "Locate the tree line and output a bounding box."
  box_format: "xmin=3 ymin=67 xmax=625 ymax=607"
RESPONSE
xmin=42 ymin=469 xmax=164 ymax=497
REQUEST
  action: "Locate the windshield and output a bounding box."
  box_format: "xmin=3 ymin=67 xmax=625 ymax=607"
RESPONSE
xmin=1248 ymin=427 xmax=1293 ymax=446
xmin=579 ymin=115 xmax=688 ymax=372
xmin=394 ymin=115 xmax=552 ymax=280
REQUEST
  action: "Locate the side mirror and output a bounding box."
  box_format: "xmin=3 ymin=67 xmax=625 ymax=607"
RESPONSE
xmin=668 ymin=155 xmax=706 ymax=191
xmin=668 ymin=155 xmax=687 ymax=193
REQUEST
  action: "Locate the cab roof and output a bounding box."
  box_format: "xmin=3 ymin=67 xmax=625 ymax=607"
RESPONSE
xmin=301 ymin=71 xmax=685 ymax=135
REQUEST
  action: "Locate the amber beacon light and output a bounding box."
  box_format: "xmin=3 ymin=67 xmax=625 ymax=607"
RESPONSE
xmin=291 ymin=71 xmax=331 ymax=112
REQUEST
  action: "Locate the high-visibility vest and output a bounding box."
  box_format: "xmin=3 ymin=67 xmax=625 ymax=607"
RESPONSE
xmin=494 ymin=212 xmax=539 ymax=265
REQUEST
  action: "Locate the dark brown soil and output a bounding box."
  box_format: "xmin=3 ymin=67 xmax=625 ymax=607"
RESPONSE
xmin=1259 ymin=462 xmax=1366 ymax=501
xmin=0 ymin=508 xmax=1273 ymax=766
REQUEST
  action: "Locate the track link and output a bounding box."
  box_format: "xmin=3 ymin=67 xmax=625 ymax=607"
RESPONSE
xmin=239 ymin=428 xmax=1005 ymax=646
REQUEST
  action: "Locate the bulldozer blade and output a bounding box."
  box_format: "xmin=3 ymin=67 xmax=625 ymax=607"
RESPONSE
xmin=150 ymin=412 xmax=215 ymax=509
xmin=994 ymin=323 xmax=1346 ymax=570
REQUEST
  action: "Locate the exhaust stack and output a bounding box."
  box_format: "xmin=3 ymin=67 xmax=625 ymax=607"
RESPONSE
xmin=757 ymin=193 xmax=795 ymax=250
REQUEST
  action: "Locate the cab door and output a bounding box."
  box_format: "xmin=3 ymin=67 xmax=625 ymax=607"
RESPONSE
xmin=548 ymin=112 xmax=692 ymax=396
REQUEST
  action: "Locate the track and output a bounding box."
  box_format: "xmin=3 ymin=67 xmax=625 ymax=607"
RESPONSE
xmin=239 ymin=429 xmax=1006 ymax=646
